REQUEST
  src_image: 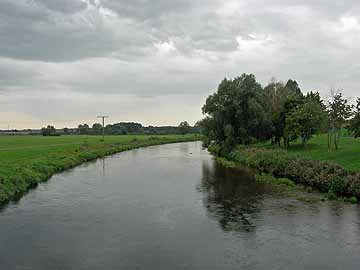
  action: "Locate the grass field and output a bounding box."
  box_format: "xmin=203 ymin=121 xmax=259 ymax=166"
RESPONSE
xmin=0 ymin=134 xmax=201 ymax=204
xmin=262 ymin=134 xmax=360 ymax=172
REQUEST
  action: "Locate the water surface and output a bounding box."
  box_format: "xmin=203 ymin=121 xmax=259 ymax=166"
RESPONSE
xmin=0 ymin=142 xmax=359 ymax=269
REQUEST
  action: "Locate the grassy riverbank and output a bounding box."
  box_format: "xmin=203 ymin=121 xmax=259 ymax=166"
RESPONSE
xmin=210 ymin=134 xmax=360 ymax=202
xmin=260 ymin=134 xmax=360 ymax=172
xmin=0 ymin=134 xmax=201 ymax=204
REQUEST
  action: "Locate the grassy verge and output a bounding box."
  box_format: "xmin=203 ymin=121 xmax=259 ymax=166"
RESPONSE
xmin=209 ymin=136 xmax=360 ymax=203
xmin=0 ymin=134 xmax=201 ymax=204
xmin=258 ymin=134 xmax=360 ymax=172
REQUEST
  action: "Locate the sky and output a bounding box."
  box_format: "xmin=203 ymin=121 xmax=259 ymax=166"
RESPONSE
xmin=0 ymin=0 xmax=359 ymax=129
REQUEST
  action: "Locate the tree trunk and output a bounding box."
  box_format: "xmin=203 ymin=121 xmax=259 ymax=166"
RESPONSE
xmin=334 ymin=129 xmax=339 ymax=151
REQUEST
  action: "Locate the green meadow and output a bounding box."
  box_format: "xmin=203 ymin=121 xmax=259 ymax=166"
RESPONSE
xmin=266 ymin=134 xmax=360 ymax=172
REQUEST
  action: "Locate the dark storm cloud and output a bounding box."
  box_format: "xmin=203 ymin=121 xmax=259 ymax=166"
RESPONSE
xmin=0 ymin=0 xmax=153 ymax=61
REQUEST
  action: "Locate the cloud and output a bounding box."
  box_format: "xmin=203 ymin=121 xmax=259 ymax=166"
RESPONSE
xmin=0 ymin=0 xmax=360 ymax=128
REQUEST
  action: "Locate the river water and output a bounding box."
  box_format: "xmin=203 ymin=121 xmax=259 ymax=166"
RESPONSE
xmin=0 ymin=142 xmax=359 ymax=270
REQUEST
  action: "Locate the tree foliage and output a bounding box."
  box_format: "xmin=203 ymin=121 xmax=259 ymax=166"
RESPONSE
xmin=327 ymin=90 xmax=353 ymax=150
xmin=92 ymin=123 xmax=103 ymax=135
xmin=201 ymin=74 xmax=273 ymax=149
xmin=285 ymin=92 xmax=327 ymax=146
xmin=263 ymin=79 xmax=304 ymax=147
xmin=78 ymin=124 xmax=90 ymax=135
xmin=349 ymin=98 xmax=360 ymax=138
xmin=178 ymin=121 xmax=191 ymax=134
xmin=41 ymin=125 xmax=57 ymax=136
xmin=199 ymin=73 xmax=339 ymax=153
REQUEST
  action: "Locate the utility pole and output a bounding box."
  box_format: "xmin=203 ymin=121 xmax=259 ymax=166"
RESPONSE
xmin=97 ymin=115 xmax=109 ymax=141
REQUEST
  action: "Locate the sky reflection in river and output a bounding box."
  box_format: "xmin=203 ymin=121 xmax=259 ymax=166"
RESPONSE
xmin=0 ymin=142 xmax=360 ymax=270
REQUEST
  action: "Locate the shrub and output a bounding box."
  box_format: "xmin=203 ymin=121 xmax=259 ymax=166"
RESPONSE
xmin=348 ymin=196 xmax=358 ymax=204
xmin=327 ymin=191 xmax=338 ymax=200
xmin=255 ymin=173 xmax=295 ymax=189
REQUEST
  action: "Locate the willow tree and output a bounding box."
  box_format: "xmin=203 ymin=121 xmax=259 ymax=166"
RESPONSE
xmin=201 ymin=73 xmax=273 ymax=152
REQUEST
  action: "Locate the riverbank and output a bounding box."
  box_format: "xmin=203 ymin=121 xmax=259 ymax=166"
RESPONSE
xmin=210 ymin=144 xmax=360 ymax=203
xmin=0 ymin=134 xmax=201 ymax=204
xmin=272 ymin=134 xmax=360 ymax=172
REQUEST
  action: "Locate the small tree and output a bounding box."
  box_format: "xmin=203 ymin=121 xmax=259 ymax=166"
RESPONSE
xmin=285 ymin=94 xmax=326 ymax=146
xmin=349 ymin=98 xmax=360 ymax=138
xmin=178 ymin=121 xmax=191 ymax=135
xmin=327 ymin=90 xmax=353 ymax=150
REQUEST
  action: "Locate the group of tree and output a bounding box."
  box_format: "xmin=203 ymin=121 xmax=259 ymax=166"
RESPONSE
xmin=40 ymin=122 xmax=199 ymax=137
xmin=199 ymin=73 xmax=359 ymax=152
xmin=41 ymin=125 xmax=57 ymax=136
xmin=59 ymin=122 xmax=199 ymax=136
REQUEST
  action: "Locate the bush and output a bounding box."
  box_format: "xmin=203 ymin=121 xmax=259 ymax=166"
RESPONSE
xmin=348 ymin=196 xmax=358 ymax=204
xmin=255 ymin=174 xmax=295 ymax=188
xmin=327 ymin=191 xmax=338 ymax=200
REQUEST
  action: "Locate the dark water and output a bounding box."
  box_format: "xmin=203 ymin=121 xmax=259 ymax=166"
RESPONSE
xmin=1 ymin=142 xmax=360 ymax=270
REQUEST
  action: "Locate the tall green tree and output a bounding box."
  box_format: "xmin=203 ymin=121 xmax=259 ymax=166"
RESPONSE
xmin=264 ymin=79 xmax=304 ymax=147
xmin=349 ymin=98 xmax=360 ymax=138
xmin=285 ymin=92 xmax=327 ymax=146
xmin=327 ymin=90 xmax=353 ymax=150
xmin=202 ymin=73 xmax=273 ymax=149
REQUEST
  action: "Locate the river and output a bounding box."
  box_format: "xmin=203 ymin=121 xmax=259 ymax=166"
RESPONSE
xmin=0 ymin=141 xmax=359 ymax=269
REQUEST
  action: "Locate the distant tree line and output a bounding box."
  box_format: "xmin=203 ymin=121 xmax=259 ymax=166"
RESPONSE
xmin=40 ymin=121 xmax=199 ymax=136
xmin=198 ymin=73 xmax=359 ymax=153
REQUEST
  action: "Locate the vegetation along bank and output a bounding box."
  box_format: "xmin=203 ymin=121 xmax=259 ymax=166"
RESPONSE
xmin=0 ymin=134 xmax=201 ymax=205
xmin=198 ymin=73 xmax=360 ymax=202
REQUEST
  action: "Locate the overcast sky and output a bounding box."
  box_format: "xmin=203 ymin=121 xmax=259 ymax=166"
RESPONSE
xmin=0 ymin=0 xmax=359 ymax=129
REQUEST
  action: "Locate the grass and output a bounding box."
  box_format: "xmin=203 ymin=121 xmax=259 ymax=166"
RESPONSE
xmin=0 ymin=134 xmax=201 ymax=204
xmin=260 ymin=134 xmax=360 ymax=172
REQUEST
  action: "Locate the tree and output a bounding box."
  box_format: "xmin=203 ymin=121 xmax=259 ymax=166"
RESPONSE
xmin=285 ymin=92 xmax=327 ymax=146
xmin=327 ymin=90 xmax=353 ymax=150
xmin=178 ymin=121 xmax=191 ymax=134
xmin=41 ymin=125 xmax=56 ymax=136
xmin=349 ymin=98 xmax=360 ymax=138
xmin=92 ymin=123 xmax=103 ymax=135
xmin=78 ymin=124 xmax=90 ymax=135
xmin=264 ymin=79 xmax=304 ymax=147
xmin=202 ymin=73 xmax=273 ymax=149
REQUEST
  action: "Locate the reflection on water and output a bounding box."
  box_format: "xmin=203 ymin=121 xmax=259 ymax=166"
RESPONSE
xmin=0 ymin=142 xmax=360 ymax=270
xmin=200 ymin=162 xmax=264 ymax=233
